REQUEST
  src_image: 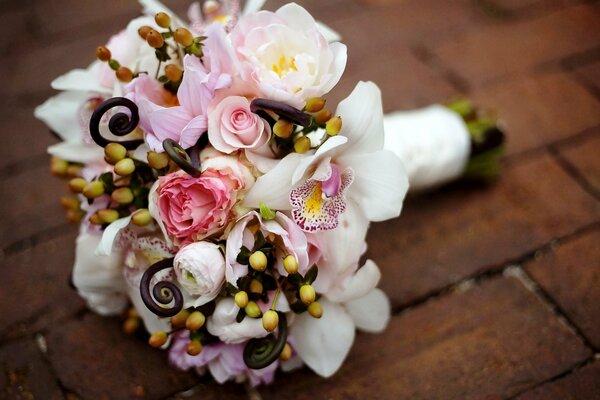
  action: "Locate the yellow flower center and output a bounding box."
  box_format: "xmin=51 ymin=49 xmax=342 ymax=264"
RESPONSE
xmin=304 ymin=183 xmax=324 ymax=218
xmin=272 ymin=55 xmax=298 ymax=78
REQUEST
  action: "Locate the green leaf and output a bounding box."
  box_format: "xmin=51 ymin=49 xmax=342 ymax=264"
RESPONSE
xmin=259 ymin=202 xmax=276 ymax=220
xmin=236 ymin=246 xmax=251 ymax=265
xmin=304 ymin=265 xmax=318 ymax=284
xmin=98 ymin=172 xmax=115 ymax=192
xmin=236 ymin=308 xmax=247 ymax=323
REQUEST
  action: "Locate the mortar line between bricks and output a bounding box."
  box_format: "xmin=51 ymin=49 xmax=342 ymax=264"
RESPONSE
xmin=505 ymin=355 xmax=598 ymax=400
xmin=2 ymin=222 xmax=74 ymax=257
xmin=548 ymin=146 xmax=600 ymax=202
xmin=409 ymin=44 xmax=470 ymax=94
xmin=391 ymin=220 xmax=600 ymax=316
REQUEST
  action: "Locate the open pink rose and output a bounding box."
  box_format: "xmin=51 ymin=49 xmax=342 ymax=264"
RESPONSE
xmin=208 ymin=95 xmax=271 ymax=154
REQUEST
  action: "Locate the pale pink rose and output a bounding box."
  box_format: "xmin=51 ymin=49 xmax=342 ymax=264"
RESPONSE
xmin=169 ymin=332 xmax=278 ymax=386
xmin=225 ymin=211 xmax=310 ymax=285
xmin=230 ymin=3 xmax=347 ymax=108
xmin=174 ymin=241 xmax=225 ymax=306
xmin=208 ymin=95 xmax=271 ymax=154
xmin=200 ymin=146 xmax=256 ymax=192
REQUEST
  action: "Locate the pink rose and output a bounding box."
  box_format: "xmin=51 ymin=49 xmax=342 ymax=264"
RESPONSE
xmin=208 ymin=95 xmax=271 ymax=154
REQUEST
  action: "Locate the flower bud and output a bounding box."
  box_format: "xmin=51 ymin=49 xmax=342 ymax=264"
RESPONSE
xmin=283 ymin=255 xmax=298 ymax=274
xmin=262 ymin=310 xmax=279 ymax=332
xmin=147 ymin=151 xmax=170 ymax=169
xmin=305 ymin=97 xmax=326 ymax=113
xmin=294 ymin=136 xmax=311 ymax=154
xmin=61 ymin=196 xmax=80 ymax=210
xmin=111 ymin=187 xmax=134 ymax=205
xmin=170 ymin=309 xmax=190 ymax=328
xmin=89 ymin=213 xmax=103 ymax=225
xmin=66 ymin=209 xmax=84 ymax=224
xmin=105 ymin=143 xmax=127 ymax=164
xmin=128 ymin=308 xmax=140 ymax=319
xmin=273 ymin=119 xmax=294 ymax=139
xmin=249 ymin=279 xmax=263 ymax=294
xmin=83 ymin=181 xmax=105 ymax=199
xmin=95 ymin=46 xmax=111 ymax=62
xmin=66 ymin=164 xmax=82 ymax=178
xmin=116 ymin=66 xmax=134 ymax=83
xmin=299 ymin=285 xmax=316 ymax=305
xmin=326 ymin=116 xmax=342 ymax=136
xmin=108 ymin=59 xmax=120 ymax=70
xmin=132 ymin=209 xmax=152 ymax=226
xmin=314 ymin=109 xmax=333 ymax=125
xmin=146 ymin=29 xmax=164 ymax=49
xmin=186 ymin=311 xmax=206 ymax=332
xmin=98 ymin=209 xmax=119 ymax=224
xmin=235 ymin=291 xmax=249 ymax=308
xmin=174 ymin=28 xmax=194 ymax=47
xmin=249 ymin=251 xmax=268 ymax=272
xmin=148 ymin=331 xmax=168 ymax=348
xmin=114 ymin=158 xmax=135 ymax=176
xmin=123 ymin=317 xmax=139 ymax=334
xmin=68 ymin=178 xmax=87 ymax=193
xmin=154 ymin=12 xmax=171 ymax=28
xmin=165 ymin=64 xmax=183 ymax=82
xmin=50 ymin=157 xmax=68 ymax=176
xmin=307 ymin=301 xmax=323 ymax=318
xmin=245 ymin=301 xmax=261 ymax=318
xmin=138 ymin=25 xmax=153 ymax=40
xmin=280 ymin=343 xmax=293 ymax=361
xmin=187 ymin=339 xmax=203 ymax=356
xmin=203 ymin=0 xmax=221 ymax=14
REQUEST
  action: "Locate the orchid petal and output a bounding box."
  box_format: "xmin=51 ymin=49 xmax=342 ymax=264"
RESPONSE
xmin=292 ymin=135 xmax=347 ymax=183
xmin=95 ymin=216 xmax=132 ymax=256
xmin=243 ymin=153 xmax=303 ymax=210
xmin=346 ymin=288 xmax=391 ymax=333
xmin=34 ymin=91 xmax=90 ymax=141
xmin=337 ymin=150 xmax=408 ymax=222
xmin=47 ymin=141 xmax=105 ymax=164
xmin=326 ymin=260 xmax=381 ymax=303
xmin=336 ymin=81 xmax=385 ymax=154
xmin=148 ymin=180 xmax=173 ymax=249
xmin=51 ymin=62 xmax=111 ymax=93
xmin=243 ymin=0 xmax=267 ymax=15
xmin=291 ymin=299 xmax=355 ymax=378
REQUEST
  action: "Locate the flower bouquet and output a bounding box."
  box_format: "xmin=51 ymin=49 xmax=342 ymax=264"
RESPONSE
xmin=35 ymin=0 xmax=504 ymax=386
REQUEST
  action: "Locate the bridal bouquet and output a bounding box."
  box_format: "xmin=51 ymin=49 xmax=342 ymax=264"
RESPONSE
xmin=35 ymin=0 xmax=504 ymax=387
xmin=36 ymin=0 xmax=408 ymax=385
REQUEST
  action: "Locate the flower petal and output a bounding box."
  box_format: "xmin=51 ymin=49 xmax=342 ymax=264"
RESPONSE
xmin=35 ymin=91 xmax=90 ymax=141
xmin=316 ymin=21 xmax=341 ymax=43
xmin=337 ymin=150 xmax=408 ymax=222
xmin=243 ymin=153 xmax=303 ymax=210
xmin=47 ymin=141 xmax=105 ymax=164
xmin=95 ymin=216 xmax=132 ymax=256
xmin=243 ymin=0 xmax=267 ymax=15
xmin=291 ymin=299 xmax=355 ymax=378
xmin=51 ymin=62 xmax=112 ymax=93
xmin=346 ymin=288 xmax=391 ymax=333
xmin=326 ymin=259 xmax=381 ymax=303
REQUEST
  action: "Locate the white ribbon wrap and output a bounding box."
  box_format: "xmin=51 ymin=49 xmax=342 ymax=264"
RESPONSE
xmin=383 ymin=105 xmax=471 ymax=191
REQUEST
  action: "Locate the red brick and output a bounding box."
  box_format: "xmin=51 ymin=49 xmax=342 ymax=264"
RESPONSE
xmin=1 ymin=231 xmax=82 ymax=338
xmin=471 ymin=73 xmax=600 ymax=155
xmin=46 ymin=313 xmax=199 ymax=400
xmin=0 ymin=164 xmax=72 ymax=249
xmin=0 ymin=338 xmax=63 ymax=400
xmin=515 ymin=361 xmax=600 ymax=400
xmin=169 ymin=383 xmax=248 ymax=400
xmin=574 ymin=59 xmax=600 ymax=94
xmin=525 ymin=228 xmax=600 ymax=348
xmin=259 ymin=276 xmax=592 ymax=399
xmin=368 ymin=152 xmax=600 ymax=308
xmin=558 ymin=131 xmax=600 ymax=194
xmin=432 ymin=4 xmax=600 ymax=87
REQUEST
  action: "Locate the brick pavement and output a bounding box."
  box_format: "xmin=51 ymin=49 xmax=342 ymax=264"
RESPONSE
xmin=1 ymin=0 xmax=599 ymax=399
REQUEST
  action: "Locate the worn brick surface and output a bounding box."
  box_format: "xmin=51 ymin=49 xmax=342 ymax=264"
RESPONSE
xmin=471 ymin=73 xmax=600 ymax=155
xmin=46 ymin=313 xmax=198 ymax=400
xmin=368 ymin=153 xmax=600 ymax=308
xmin=525 ymin=228 xmax=600 ymax=349
xmin=1 ymin=230 xmax=81 ymax=338
xmin=515 ymin=361 xmax=600 ymax=400
xmin=0 ymin=338 xmax=63 ymax=400
xmin=574 ymin=59 xmax=600 ymax=95
xmin=432 ymin=4 xmax=600 ymax=87
xmin=259 ymin=276 xmax=591 ymax=400
xmin=558 ymin=132 xmax=600 ymax=195
xmin=0 ymin=164 xmax=71 ymax=250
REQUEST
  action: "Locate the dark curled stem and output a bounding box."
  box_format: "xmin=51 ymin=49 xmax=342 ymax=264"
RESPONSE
xmin=140 ymin=257 xmax=183 ymax=318
xmin=243 ymin=312 xmax=288 ymax=369
xmin=163 ymin=139 xmax=201 ymax=177
xmin=250 ymin=98 xmax=311 ymax=128
xmin=89 ymin=97 xmax=144 ymax=150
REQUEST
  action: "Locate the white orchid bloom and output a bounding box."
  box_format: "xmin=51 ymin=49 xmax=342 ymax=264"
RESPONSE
xmin=72 ymin=232 xmax=129 ymax=316
xmin=244 ymin=81 xmax=409 ymax=231
xmin=383 ymin=105 xmax=471 ymax=191
xmin=291 ymin=260 xmax=390 ymax=378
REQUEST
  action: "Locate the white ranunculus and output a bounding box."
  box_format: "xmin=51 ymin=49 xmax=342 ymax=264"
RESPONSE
xmin=383 ymin=105 xmax=471 ymax=191
xmin=72 ymin=232 xmax=128 ymax=316
xmin=174 ymin=242 xmax=226 ymax=306
xmin=230 ymin=3 xmax=347 ymax=108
